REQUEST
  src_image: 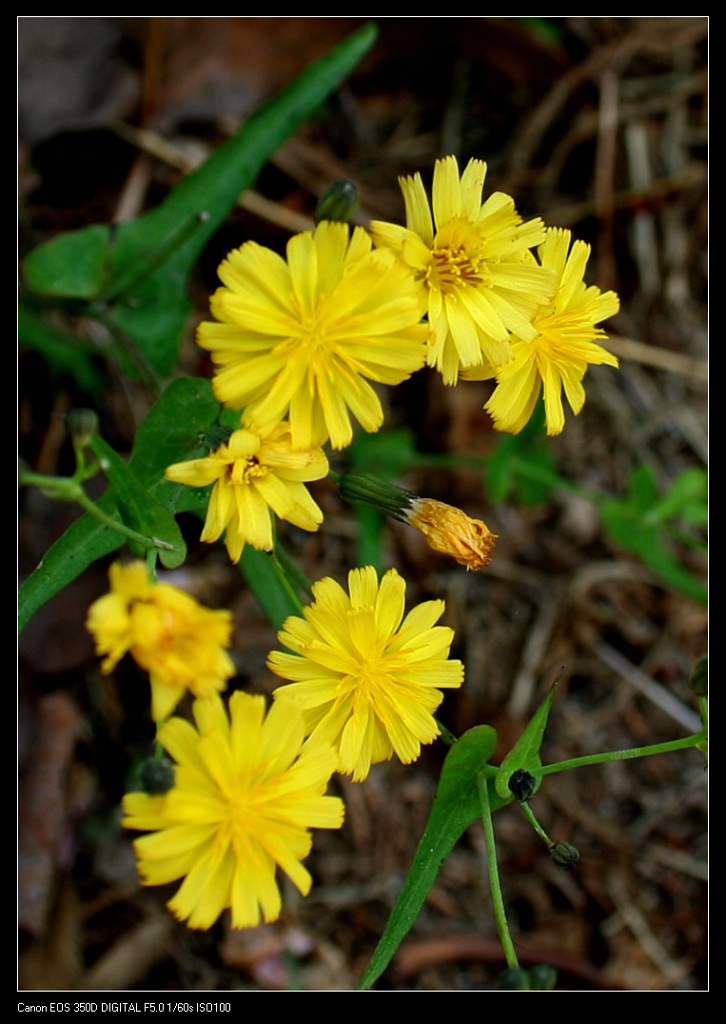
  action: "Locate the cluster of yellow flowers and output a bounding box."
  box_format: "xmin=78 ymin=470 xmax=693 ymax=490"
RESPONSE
xmin=87 ymin=559 xmax=463 ymax=930
xmin=86 ymin=153 xmax=620 ymax=933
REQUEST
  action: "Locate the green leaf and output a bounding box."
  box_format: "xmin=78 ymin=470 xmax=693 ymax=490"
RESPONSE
xmin=18 ymin=303 xmax=104 ymax=394
xmin=21 ymin=23 xmax=379 ymax=376
xmin=18 ymin=497 xmax=127 ymax=635
xmin=484 ymin=407 xmax=556 ymax=507
xmin=240 ymin=547 xmax=303 ymax=633
xmin=22 ymin=224 xmax=112 ymax=299
xmin=644 ymin=466 xmax=707 ymax=527
xmin=358 ymin=726 xmax=505 ymax=990
xmin=495 ymin=673 xmax=561 ymax=800
xmin=600 ymin=465 xmax=708 ymax=605
xmin=18 ymin=377 xmax=221 ymax=632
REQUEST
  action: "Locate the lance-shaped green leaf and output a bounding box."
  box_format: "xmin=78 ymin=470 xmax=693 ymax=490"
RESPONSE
xmin=358 ymin=725 xmax=505 ymax=991
xmin=21 ymin=23 xmax=379 ymax=376
xmin=18 ymin=377 xmax=220 ymax=631
xmin=495 ymin=673 xmax=562 ymax=800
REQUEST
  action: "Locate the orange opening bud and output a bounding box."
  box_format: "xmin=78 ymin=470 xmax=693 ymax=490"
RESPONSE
xmin=405 ymin=498 xmax=497 ymax=571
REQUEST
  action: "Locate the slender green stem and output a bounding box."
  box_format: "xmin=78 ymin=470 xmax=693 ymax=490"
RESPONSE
xmin=476 ymin=773 xmax=519 ymax=970
xmin=518 ymin=801 xmax=553 ymax=848
xmin=73 ymin=487 xmax=174 ymax=552
xmin=538 ymin=731 xmax=706 ymax=778
xmin=19 ymin=468 xmax=172 ymax=553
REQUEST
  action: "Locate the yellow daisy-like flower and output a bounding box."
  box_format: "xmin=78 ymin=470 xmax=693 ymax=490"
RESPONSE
xmin=196 ymin=220 xmax=429 ymax=451
xmin=86 ymin=561 xmax=235 ymax=721
xmin=268 ymin=567 xmax=464 ymax=782
xmin=122 ymin=692 xmax=344 ymax=930
xmin=165 ymin=422 xmax=328 ymax=564
xmin=467 ymin=227 xmax=620 ymax=435
xmin=370 ymin=155 xmax=554 ymax=385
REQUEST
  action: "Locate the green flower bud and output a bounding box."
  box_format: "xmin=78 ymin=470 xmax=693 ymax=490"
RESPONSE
xmin=549 ymin=841 xmax=580 ymax=871
xmin=508 ymin=768 xmax=537 ymax=802
xmin=529 ymin=963 xmax=558 ymax=990
xmin=498 ymin=966 xmax=530 ymax=990
xmin=139 ymin=756 xmax=175 ymax=795
xmin=315 ymin=179 xmax=360 ymax=225
xmin=66 ymin=408 xmax=99 ymax=447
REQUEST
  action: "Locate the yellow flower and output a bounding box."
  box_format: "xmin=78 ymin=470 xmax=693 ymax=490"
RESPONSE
xmin=268 ymin=567 xmax=464 ymax=782
xmin=370 ymin=155 xmax=553 ymax=385
xmin=86 ymin=561 xmax=235 ymax=721
xmin=405 ymin=498 xmax=497 ymax=570
xmin=196 ymin=220 xmax=429 ymax=451
xmin=122 ymin=692 xmax=344 ymax=930
xmin=467 ymin=228 xmax=620 ymax=435
xmin=165 ymin=422 xmax=328 ymax=564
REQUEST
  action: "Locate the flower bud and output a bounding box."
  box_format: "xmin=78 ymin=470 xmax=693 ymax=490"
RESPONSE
xmin=315 ymin=179 xmax=360 ymax=225
xmin=139 ymin=756 xmax=175 ymax=795
xmin=508 ymin=768 xmax=537 ymax=802
xmin=66 ymin=408 xmax=99 ymax=447
xmin=549 ymin=841 xmax=580 ymax=871
xmin=529 ymin=963 xmax=558 ymax=990
xmin=498 ymin=966 xmax=530 ymax=990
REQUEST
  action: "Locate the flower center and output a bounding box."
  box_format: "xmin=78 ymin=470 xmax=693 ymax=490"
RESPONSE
xmin=229 ymin=454 xmax=268 ymax=486
xmin=286 ymin=295 xmax=341 ymax=365
xmin=425 ymin=219 xmax=489 ymax=295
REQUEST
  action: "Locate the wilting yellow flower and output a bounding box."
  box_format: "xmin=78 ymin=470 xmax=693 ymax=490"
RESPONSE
xmin=86 ymin=561 xmax=235 ymax=721
xmin=165 ymin=422 xmax=328 ymax=564
xmin=370 ymin=155 xmax=553 ymax=385
xmin=467 ymin=228 xmax=620 ymax=435
xmin=335 ymin=470 xmax=496 ymax=571
xmin=197 ymin=220 xmax=429 ymax=451
xmin=405 ymin=498 xmax=496 ymax=570
xmin=268 ymin=567 xmax=464 ymax=782
xmin=122 ymin=692 xmax=344 ymax=930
